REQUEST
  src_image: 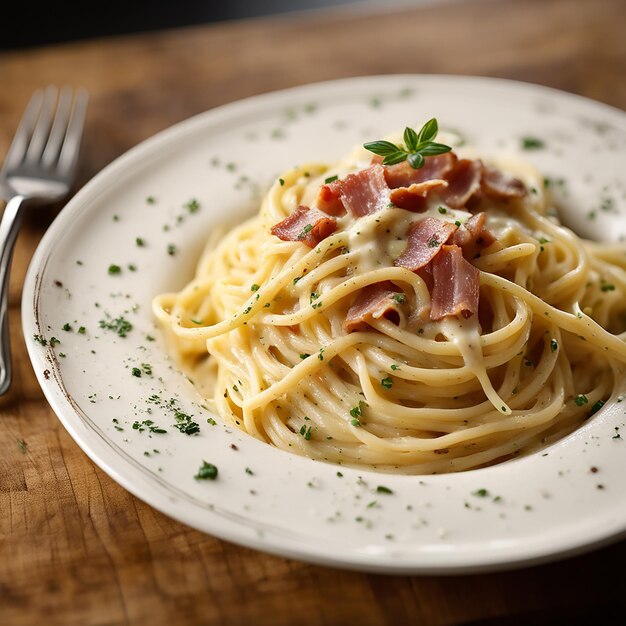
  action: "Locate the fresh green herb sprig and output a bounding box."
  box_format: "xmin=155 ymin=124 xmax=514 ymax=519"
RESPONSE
xmin=363 ymin=119 xmax=451 ymax=169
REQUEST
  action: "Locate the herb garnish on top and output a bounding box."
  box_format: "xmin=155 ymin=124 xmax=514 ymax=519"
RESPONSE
xmin=363 ymin=119 xmax=452 ymax=169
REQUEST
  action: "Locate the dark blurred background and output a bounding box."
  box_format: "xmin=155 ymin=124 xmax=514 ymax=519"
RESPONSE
xmin=4 ymin=0 xmax=386 ymax=50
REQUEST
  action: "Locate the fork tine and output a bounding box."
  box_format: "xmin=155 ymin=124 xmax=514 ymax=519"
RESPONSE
xmin=41 ymin=86 xmax=73 ymax=169
xmin=24 ymin=86 xmax=58 ymax=165
xmin=57 ymin=88 xmax=88 ymax=179
xmin=0 ymin=89 xmax=44 ymax=175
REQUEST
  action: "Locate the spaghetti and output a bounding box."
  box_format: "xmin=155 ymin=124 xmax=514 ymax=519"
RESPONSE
xmin=153 ymin=127 xmax=626 ymax=474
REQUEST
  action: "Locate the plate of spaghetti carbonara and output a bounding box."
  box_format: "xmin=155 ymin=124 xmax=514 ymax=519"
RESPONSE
xmin=23 ymin=75 xmax=626 ymax=574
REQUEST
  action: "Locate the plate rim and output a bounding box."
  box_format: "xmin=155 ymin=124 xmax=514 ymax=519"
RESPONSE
xmin=21 ymin=73 xmax=626 ymax=575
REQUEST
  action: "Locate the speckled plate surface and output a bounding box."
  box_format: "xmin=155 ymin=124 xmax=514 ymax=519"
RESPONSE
xmin=22 ymin=75 xmax=626 ymax=574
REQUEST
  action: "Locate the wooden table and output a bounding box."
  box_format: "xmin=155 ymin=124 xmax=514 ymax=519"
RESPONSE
xmin=1 ymin=0 xmax=625 ymax=623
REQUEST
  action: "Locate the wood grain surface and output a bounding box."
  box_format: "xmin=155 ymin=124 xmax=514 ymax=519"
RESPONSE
xmin=1 ymin=0 xmax=625 ymax=624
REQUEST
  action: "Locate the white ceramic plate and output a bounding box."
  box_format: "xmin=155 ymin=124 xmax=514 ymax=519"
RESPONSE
xmin=23 ymin=75 xmax=626 ymax=574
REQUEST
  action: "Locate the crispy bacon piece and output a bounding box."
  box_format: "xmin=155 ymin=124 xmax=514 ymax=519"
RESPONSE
xmin=316 ymin=184 xmax=345 ymax=216
xmin=270 ymin=205 xmax=337 ymax=248
xmin=439 ymin=159 xmax=482 ymax=209
xmin=383 ymin=153 xmax=458 ymax=189
xmin=430 ymin=245 xmax=479 ymax=320
xmin=453 ymin=212 xmax=496 ymax=259
xmin=389 ymin=179 xmax=449 ymax=212
xmin=394 ymin=217 xmax=459 ymax=272
xmin=343 ymin=282 xmax=404 ymax=333
xmin=481 ymin=165 xmax=527 ymax=200
xmin=317 ymin=165 xmax=390 ymax=217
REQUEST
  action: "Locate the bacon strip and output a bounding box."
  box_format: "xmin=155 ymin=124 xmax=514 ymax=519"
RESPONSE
xmin=383 ymin=153 xmax=458 ymax=189
xmin=430 ymin=245 xmax=479 ymax=320
xmin=389 ymin=179 xmax=448 ymax=212
xmin=317 ymin=165 xmax=390 ymax=217
xmin=453 ymin=212 xmax=496 ymax=259
xmin=270 ymin=205 xmax=337 ymax=248
xmin=439 ymin=159 xmax=482 ymax=209
xmin=481 ymin=165 xmax=526 ymax=200
xmin=343 ymin=282 xmax=404 ymax=333
xmin=316 ymin=184 xmax=345 ymax=216
xmin=394 ymin=217 xmax=458 ymax=272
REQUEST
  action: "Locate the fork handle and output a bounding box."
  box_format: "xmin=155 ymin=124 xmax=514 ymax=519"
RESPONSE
xmin=0 ymin=195 xmax=25 ymax=394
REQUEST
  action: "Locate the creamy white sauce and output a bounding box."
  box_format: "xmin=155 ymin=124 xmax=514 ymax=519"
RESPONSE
xmin=441 ymin=316 xmax=511 ymax=415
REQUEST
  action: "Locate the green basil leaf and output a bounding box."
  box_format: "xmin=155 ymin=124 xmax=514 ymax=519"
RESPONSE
xmin=382 ymin=151 xmax=409 ymax=166
xmin=403 ymin=126 xmax=418 ymax=152
xmin=418 ymin=142 xmax=452 ymax=156
xmin=416 ymin=118 xmax=438 ymax=145
xmin=363 ymin=140 xmax=400 ymax=156
xmin=407 ymin=152 xmax=425 ymax=169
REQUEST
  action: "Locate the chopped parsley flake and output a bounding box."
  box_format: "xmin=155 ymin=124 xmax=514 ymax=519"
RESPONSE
xmin=438 ymin=206 xmax=447 ymax=214
xmin=99 ymin=314 xmax=133 ymax=337
xmin=108 ymin=264 xmax=122 ymax=275
xmin=392 ymin=293 xmax=406 ymax=304
xmin=588 ymin=400 xmax=605 ymax=417
xmin=298 ymin=224 xmax=313 ymax=240
xmin=278 ymin=178 xmax=285 ymax=186
xmin=62 ymin=323 xmax=72 ymax=332
xmin=427 ymin=236 xmax=440 ymax=248
xmin=173 ymin=410 xmax=200 ymax=435
xmin=472 ymin=488 xmax=489 ymax=497
xmin=195 ymin=461 xmax=218 ymax=480
xmin=550 ymin=339 xmax=558 ymax=352
xmin=167 ymin=244 xmax=177 ymax=256
xmin=601 ymin=282 xmax=615 ymax=292
xmin=299 ymin=425 xmax=313 ymax=440
xmin=250 ymin=284 xmax=260 ymax=292
xmin=185 ymin=198 xmax=200 ymax=213
xmin=381 ymin=377 xmax=393 ymax=389
xmin=350 ymin=418 xmax=361 ymax=427
xmin=49 ymin=337 xmax=60 ymax=347
xmin=132 ymin=419 xmax=167 ymax=434
xmin=521 ymin=136 xmax=545 ymax=150
xmin=574 ymin=394 xmax=589 ymax=407
xmin=131 ymin=367 xmax=142 ymax=377
xmin=299 ymin=353 xmax=310 ymax=360
xmin=376 ymin=485 xmax=393 ymax=494
xmin=349 ymin=404 xmax=362 ymax=418
xmin=325 ymin=175 xmax=338 ymax=184
xmin=136 ymin=237 xmax=145 ymax=247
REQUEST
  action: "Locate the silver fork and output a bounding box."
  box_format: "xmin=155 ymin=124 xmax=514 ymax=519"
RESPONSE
xmin=0 ymin=86 xmax=88 ymax=394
